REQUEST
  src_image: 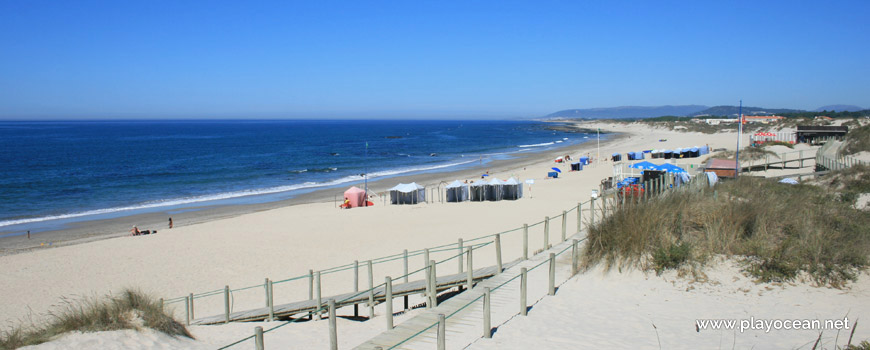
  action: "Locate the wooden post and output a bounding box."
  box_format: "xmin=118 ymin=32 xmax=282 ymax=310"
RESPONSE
xmin=520 ymin=267 xmax=528 ymax=316
xmin=403 ymin=249 xmax=409 ymax=310
xmin=425 ymin=257 xmax=432 ymax=309
xmin=263 ymin=278 xmax=269 ymax=307
xmin=495 ymin=234 xmax=503 ymax=274
xmin=254 ymin=326 xmax=264 ymax=350
xmin=224 ymin=286 xmax=230 ymax=324
xmin=189 ymin=293 xmax=195 ymax=321
xmin=800 ymin=150 xmax=804 ymax=168
xmin=437 ymin=313 xmax=446 ymax=350
xmin=385 ymin=276 xmax=394 ymax=329
xmin=561 ymin=210 xmax=567 ymax=242
xmin=522 ymin=224 xmax=529 ymax=260
xmin=367 ymin=260 xmax=375 ymax=319
xmin=548 ymin=253 xmax=556 ymax=296
xmin=429 ymin=260 xmax=438 ymax=308
xmin=268 ymin=279 xmax=274 ymax=322
xmin=765 ymin=155 xmax=769 ymax=170
xmin=457 ymin=238 xmax=464 ymax=274
xmin=466 ymin=247 xmax=473 ymax=290
xmin=316 ymin=271 xmax=322 ymax=320
xmin=543 ymin=216 xmax=550 ymax=251
xmin=328 ymin=299 xmax=337 ymax=350
xmin=576 ymin=202 xmax=582 ymax=233
xmin=590 ymin=198 xmax=596 ymax=226
xmin=353 ymin=260 xmax=359 ymax=317
xmin=308 ymin=269 xmax=314 ymax=301
xmin=483 ymin=287 xmax=492 ymax=339
xmin=572 ymin=239 xmax=579 ymax=276
xmin=159 ymin=298 xmax=163 ymax=311
xmin=184 ymin=295 xmax=190 ymax=326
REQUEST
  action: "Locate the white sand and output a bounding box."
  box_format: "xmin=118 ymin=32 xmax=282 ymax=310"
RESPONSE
xmin=8 ymin=122 xmax=867 ymax=349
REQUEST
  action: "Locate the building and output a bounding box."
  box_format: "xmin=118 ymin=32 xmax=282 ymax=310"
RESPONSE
xmin=796 ymin=125 xmax=848 ymax=144
xmin=704 ymin=159 xmax=737 ymax=178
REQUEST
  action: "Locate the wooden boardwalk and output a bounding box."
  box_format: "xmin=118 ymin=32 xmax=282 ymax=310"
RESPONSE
xmin=192 ymin=263 xmax=518 ymax=325
xmin=354 ymin=233 xmax=580 ymax=350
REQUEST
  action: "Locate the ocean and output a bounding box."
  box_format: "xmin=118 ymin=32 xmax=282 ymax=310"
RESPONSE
xmin=0 ymin=120 xmax=591 ymax=234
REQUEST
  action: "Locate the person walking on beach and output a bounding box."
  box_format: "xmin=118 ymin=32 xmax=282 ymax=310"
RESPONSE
xmin=168 ymin=217 xmax=173 ymax=229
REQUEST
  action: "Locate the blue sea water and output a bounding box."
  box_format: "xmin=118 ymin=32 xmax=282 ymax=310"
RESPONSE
xmin=0 ymin=120 xmax=589 ymax=233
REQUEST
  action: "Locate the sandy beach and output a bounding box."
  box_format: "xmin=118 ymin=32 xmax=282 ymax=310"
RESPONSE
xmin=6 ymin=121 xmax=867 ymax=349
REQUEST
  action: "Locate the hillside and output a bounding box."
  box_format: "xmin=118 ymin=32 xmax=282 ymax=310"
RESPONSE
xmin=815 ymin=104 xmax=865 ymax=112
xmin=544 ymin=105 xmax=708 ymax=119
xmin=688 ymin=105 xmax=805 ymax=117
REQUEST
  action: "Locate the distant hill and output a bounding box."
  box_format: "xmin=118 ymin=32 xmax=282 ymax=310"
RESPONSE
xmin=814 ymin=105 xmax=864 ymax=112
xmin=544 ymin=105 xmax=708 ymax=119
xmin=688 ymin=105 xmax=805 ymax=117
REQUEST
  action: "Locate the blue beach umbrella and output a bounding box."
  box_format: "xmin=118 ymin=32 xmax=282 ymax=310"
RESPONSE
xmin=654 ymin=163 xmax=686 ymax=173
xmin=628 ymin=161 xmax=658 ymax=170
xmin=551 ymin=167 xmax=562 ymax=173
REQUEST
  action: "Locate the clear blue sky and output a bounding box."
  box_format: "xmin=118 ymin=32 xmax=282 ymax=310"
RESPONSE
xmin=1 ymin=0 xmax=868 ymax=119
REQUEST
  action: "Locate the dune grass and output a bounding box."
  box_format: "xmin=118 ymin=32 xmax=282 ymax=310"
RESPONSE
xmin=582 ymin=175 xmax=870 ymax=287
xmin=843 ymin=124 xmax=870 ymax=155
xmin=0 ymin=289 xmax=191 ymax=349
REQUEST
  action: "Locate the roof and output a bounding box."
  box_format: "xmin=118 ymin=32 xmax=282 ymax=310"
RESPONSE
xmin=706 ymin=159 xmax=737 ymax=170
xmin=446 ymin=180 xmax=466 ymax=188
xmin=796 ymin=125 xmax=848 ymax=133
xmin=388 ymin=182 xmax=424 ymax=193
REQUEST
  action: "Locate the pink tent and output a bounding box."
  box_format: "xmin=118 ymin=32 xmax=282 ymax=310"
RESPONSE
xmin=343 ymin=186 xmax=367 ymax=208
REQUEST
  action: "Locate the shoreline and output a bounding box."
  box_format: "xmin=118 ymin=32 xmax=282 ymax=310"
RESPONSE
xmin=0 ymin=126 xmax=625 ymax=256
xmin=0 ymin=120 xmax=755 ymax=328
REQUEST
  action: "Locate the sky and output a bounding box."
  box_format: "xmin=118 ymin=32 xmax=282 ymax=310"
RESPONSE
xmin=1 ymin=0 xmax=868 ymax=120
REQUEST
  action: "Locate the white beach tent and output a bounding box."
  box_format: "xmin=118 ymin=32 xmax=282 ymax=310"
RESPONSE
xmin=388 ymin=182 xmax=426 ymax=205
xmin=469 ymin=181 xmax=488 ymax=201
xmin=445 ymin=180 xmax=469 ymax=202
xmin=485 ymin=177 xmax=504 ymax=201
xmin=502 ymin=177 xmax=523 ymax=200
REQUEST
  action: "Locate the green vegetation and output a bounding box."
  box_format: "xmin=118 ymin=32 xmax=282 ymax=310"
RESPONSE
xmin=843 ymin=124 xmax=870 ymax=155
xmin=763 ymin=141 xmax=794 ymax=149
xmin=1 ymin=289 xmax=191 ymax=349
xmin=811 ymin=165 xmax=870 ymax=206
xmin=582 ymin=175 xmax=870 ymax=287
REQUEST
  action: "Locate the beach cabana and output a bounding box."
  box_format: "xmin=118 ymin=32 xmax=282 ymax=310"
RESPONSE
xmin=570 ymin=162 xmax=582 ymax=171
xmin=579 ymin=156 xmax=590 ymax=165
xmin=502 ymin=177 xmax=523 ymax=200
xmin=388 ymin=182 xmax=426 ymax=204
xmin=485 ymin=177 xmax=504 ymax=201
xmin=469 ymin=181 xmax=488 ymax=201
xmin=699 ymin=146 xmax=710 ymax=155
xmin=445 ymin=180 xmax=469 ymax=202
xmin=634 ymin=151 xmax=645 ymax=160
xmin=611 ymin=153 xmax=621 ymax=162
xmin=664 ymin=150 xmax=674 ymax=159
xmin=343 ymin=186 xmax=367 ymax=208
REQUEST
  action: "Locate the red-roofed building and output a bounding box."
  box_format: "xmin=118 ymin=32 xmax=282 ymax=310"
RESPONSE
xmin=705 ymin=159 xmax=738 ymax=178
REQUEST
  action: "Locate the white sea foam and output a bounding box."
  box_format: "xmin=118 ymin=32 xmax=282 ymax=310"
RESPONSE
xmin=518 ymin=142 xmax=555 ymax=148
xmin=0 ymin=159 xmax=479 ymax=228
